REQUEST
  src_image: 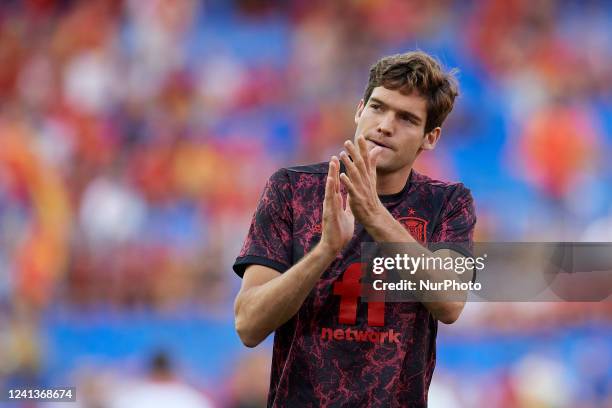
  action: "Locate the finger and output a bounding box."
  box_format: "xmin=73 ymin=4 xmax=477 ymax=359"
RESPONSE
xmin=324 ymin=175 xmax=333 ymax=208
xmin=369 ymin=146 xmax=383 ymax=177
xmin=327 ymin=157 xmax=334 ymax=178
xmin=339 ymin=150 xmax=361 ymax=184
xmin=325 ymin=160 xmax=338 ymax=211
xmin=344 ymin=139 xmax=367 ymax=176
xmin=357 ymin=135 xmax=370 ymax=173
xmin=339 ymin=172 xmax=356 ymax=197
xmin=345 ymin=195 xmax=355 ymax=225
xmin=332 ymin=155 xmax=340 ymax=193
xmin=345 ymin=193 xmax=353 ymax=215
xmin=336 ymin=188 xmax=344 ymax=212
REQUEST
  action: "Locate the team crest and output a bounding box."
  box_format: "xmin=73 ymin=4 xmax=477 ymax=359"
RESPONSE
xmin=398 ymin=216 xmax=428 ymax=244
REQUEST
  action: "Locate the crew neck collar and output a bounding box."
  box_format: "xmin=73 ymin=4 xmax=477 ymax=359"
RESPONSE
xmin=378 ymin=169 xmax=413 ymax=203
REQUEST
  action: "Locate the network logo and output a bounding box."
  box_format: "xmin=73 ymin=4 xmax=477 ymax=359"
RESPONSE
xmin=321 ymin=263 xmax=400 ymax=344
xmin=333 ymin=263 xmax=385 ymax=326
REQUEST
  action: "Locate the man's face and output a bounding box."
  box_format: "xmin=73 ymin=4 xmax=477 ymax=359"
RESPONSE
xmin=354 ymin=86 xmax=440 ymax=173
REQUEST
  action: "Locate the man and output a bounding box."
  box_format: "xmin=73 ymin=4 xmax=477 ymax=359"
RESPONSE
xmin=107 ymin=351 xmax=215 ymax=408
xmin=233 ymin=51 xmax=476 ymax=407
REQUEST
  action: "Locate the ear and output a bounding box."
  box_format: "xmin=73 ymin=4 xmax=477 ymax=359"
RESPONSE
xmin=420 ymin=127 xmax=441 ymax=151
xmin=354 ymin=99 xmax=365 ymax=125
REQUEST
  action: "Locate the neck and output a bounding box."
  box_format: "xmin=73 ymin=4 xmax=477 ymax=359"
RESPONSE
xmin=376 ymin=166 xmax=412 ymax=195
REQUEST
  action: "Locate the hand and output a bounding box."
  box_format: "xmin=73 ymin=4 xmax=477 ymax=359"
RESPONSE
xmin=339 ymin=135 xmax=385 ymax=228
xmin=319 ymin=156 xmax=355 ymax=254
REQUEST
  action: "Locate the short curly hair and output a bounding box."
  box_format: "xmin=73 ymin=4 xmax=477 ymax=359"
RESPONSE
xmin=363 ymin=51 xmax=459 ymax=133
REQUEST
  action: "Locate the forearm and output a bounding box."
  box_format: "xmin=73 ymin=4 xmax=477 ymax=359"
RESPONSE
xmin=235 ymin=242 xmax=337 ymax=346
xmin=364 ymin=210 xmax=467 ymax=323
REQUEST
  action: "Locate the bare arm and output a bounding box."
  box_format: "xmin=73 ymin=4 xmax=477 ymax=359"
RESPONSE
xmin=234 ymin=243 xmax=337 ymax=347
xmin=234 ymin=156 xmax=354 ymax=347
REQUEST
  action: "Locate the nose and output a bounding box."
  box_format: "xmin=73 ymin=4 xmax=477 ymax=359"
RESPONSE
xmin=377 ymin=112 xmax=393 ymax=136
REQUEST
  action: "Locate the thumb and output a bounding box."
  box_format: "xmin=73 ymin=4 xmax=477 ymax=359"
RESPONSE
xmin=345 ymin=195 xmax=355 ymax=223
xmin=345 ymin=194 xmax=353 ymax=215
xmin=369 ymin=146 xmax=382 ymax=168
xmin=369 ymin=146 xmax=383 ymax=179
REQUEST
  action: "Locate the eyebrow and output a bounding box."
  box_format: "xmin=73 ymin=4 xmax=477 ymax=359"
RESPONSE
xmin=369 ymin=97 xmax=423 ymax=125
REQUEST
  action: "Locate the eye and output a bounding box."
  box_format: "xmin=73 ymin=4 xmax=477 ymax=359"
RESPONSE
xmin=370 ymin=103 xmax=382 ymax=111
xmin=399 ymin=114 xmax=416 ymax=124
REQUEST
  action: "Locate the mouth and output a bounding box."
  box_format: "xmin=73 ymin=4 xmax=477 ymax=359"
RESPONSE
xmin=366 ymin=138 xmax=392 ymax=150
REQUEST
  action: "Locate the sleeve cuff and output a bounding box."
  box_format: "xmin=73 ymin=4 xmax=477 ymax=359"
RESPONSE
xmin=428 ymin=242 xmax=473 ymax=258
xmin=233 ymin=255 xmax=290 ymax=278
xmin=428 ymin=242 xmax=477 ymax=284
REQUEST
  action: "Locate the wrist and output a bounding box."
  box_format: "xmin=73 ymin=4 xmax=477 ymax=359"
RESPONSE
xmin=362 ymin=203 xmax=388 ymax=230
xmin=316 ymin=238 xmax=341 ymax=259
xmin=362 ymin=206 xmax=407 ymax=242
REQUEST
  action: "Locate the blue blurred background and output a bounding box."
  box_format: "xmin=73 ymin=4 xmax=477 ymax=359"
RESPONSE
xmin=0 ymin=0 xmax=611 ymax=407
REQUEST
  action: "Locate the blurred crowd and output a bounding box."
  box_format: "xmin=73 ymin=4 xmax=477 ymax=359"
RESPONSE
xmin=0 ymin=0 xmax=611 ymax=407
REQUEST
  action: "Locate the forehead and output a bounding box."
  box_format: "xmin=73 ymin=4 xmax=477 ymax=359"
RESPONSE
xmin=369 ymin=86 xmax=427 ymax=118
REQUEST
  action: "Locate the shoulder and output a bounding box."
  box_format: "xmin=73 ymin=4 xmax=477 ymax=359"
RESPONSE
xmin=264 ymin=162 xmax=327 ymax=199
xmin=411 ymin=170 xmax=472 ymax=198
xmin=411 ymin=170 xmax=474 ymax=214
xmin=268 ymin=162 xmax=328 ymax=187
xmin=268 ymin=162 xmax=328 ymax=180
xmin=285 ymin=161 xmax=329 ymax=174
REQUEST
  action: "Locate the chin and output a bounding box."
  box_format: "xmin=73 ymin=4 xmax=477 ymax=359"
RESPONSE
xmin=376 ymin=159 xmax=411 ymax=174
xmin=375 ymin=162 xmax=395 ymax=174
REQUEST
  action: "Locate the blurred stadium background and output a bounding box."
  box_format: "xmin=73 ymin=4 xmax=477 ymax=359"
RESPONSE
xmin=0 ymin=0 xmax=611 ymax=407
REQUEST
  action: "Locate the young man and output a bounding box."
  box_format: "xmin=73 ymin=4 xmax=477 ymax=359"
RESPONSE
xmin=233 ymin=51 xmax=476 ymax=407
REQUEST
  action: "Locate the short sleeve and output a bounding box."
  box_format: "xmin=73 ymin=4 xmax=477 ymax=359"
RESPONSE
xmin=233 ymin=168 xmax=293 ymax=278
xmin=428 ymin=183 xmax=477 ymax=258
